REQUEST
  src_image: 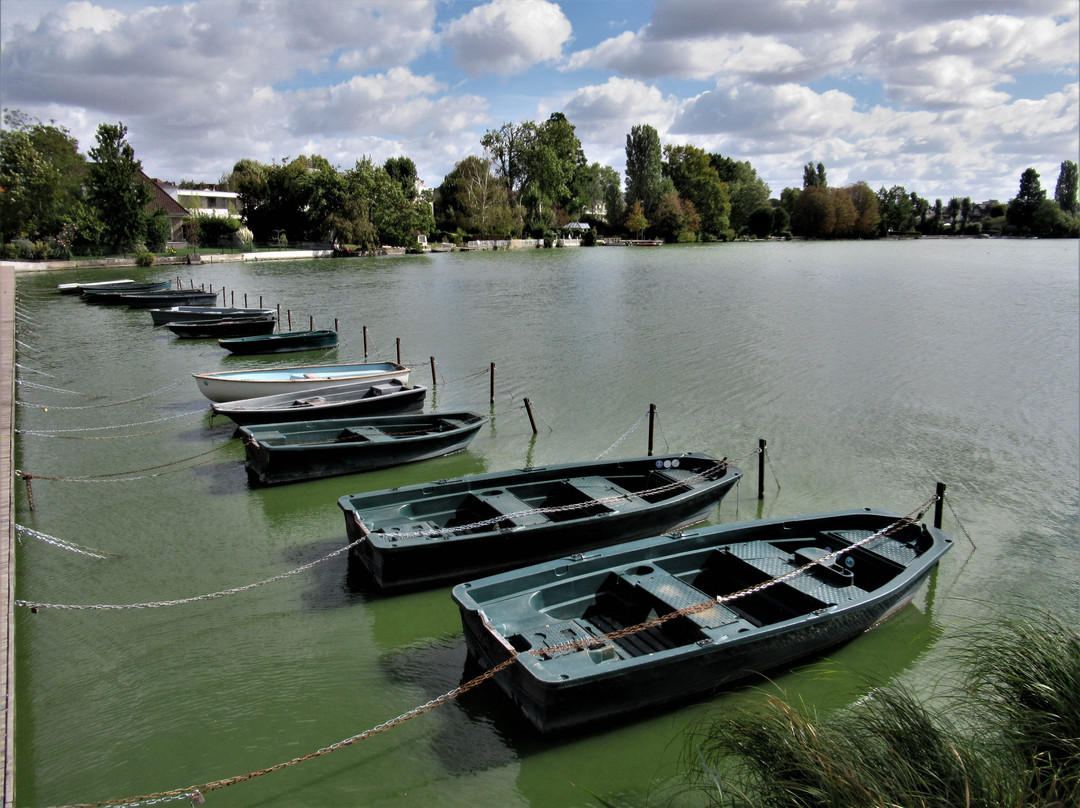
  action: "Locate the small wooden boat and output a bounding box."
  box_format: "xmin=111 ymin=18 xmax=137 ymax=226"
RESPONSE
xmin=210 ymin=378 xmax=427 ymax=425
xmin=150 ymin=306 xmax=276 ymax=326
xmin=81 ymin=281 xmax=171 ymax=303
xmin=452 ymin=506 xmax=953 ymax=734
xmin=167 ymin=317 xmax=277 ymax=339
xmin=339 ymin=453 xmax=741 ymax=592
xmin=122 ymin=289 xmax=219 ymax=308
xmin=218 ymin=329 xmax=339 ymax=355
xmin=57 ymin=278 xmax=134 ymax=294
xmin=239 ymin=411 xmax=488 ymax=486
xmin=193 ymin=361 xmax=410 ymax=403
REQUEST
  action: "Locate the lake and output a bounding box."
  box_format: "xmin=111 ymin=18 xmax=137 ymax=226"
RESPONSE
xmin=12 ymin=238 xmax=1079 ymax=807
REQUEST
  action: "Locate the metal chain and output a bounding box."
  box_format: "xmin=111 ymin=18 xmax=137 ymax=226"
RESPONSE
xmin=17 ymin=379 xmax=187 ymax=409
xmin=595 ymin=412 xmax=648 ymax=460
xmin=16 ymin=525 xmax=117 ymax=559
xmin=17 ymin=409 xmax=208 ymax=438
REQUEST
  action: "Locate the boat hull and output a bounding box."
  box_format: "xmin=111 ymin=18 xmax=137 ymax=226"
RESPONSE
xmin=149 ymin=307 xmax=276 ymax=326
xmin=210 ymin=379 xmax=427 ymax=425
xmin=81 ymin=281 xmax=171 ymax=303
xmin=57 ymin=278 xmax=134 ymax=294
xmin=339 ymin=453 xmax=741 ymax=591
xmin=168 ymin=318 xmax=277 ymax=339
xmin=123 ymin=290 xmax=220 ymax=308
xmin=239 ymin=412 xmax=487 ymax=485
xmin=193 ymin=362 xmax=410 ymax=402
xmin=218 ymin=329 xmax=339 ymax=355
xmin=452 ymin=508 xmax=953 ymax=734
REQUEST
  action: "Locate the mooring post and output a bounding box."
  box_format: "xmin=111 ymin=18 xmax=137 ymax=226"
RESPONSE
xmin=524 ymin=397 xmax=538 ymax=434
xmin=230 ymin=290 xmax=235 ymax=305
xmin=647 ymin=403 xmax=656 ymax=456
xmin=309 ymin=315 xmax=314 ymax=331
xmin=489 ymin=362 xmax=496 ymax=404
xmin=244 ymin=293 xmax=248 ymax=307
xmin=259 ymin=295 xmax=264 ymax=307
xmin=363 ymin=326 xmax=368 ymax=356
xmin=430 ymin=356 xmax=437 ymax=387
xmin=396 ymin=338 xmax=402 ymax=365
xmin=287 ymin=309 xmax=292 ymax=330
xmin=934 ymin=481 xmax=946 ymax=528
xmin=758 ymin=438 xmax=767 ymax=500
xmin=334 ymin=318 xmax=339 ymax=332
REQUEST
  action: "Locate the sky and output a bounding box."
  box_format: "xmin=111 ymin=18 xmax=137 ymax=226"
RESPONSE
xmin=1 ymin=0 xmax=1078 ymax=204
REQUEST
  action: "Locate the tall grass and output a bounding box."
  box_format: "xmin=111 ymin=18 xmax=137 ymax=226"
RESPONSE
xmin=675 ymin=612 xmax=1079 ymax=808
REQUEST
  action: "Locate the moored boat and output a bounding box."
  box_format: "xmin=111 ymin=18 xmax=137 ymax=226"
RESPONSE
xmin=239 ymin=411 xmax=488 ymax=486
xmin=339 ymin=453 xmax=741 ymax=591
xmin=218 ymin=329 xmax=338 ymax=355
xmin=210 ymin=378 xmax=427 ymax=425
xmin=167 ymin=317 xmax=277 ymax=339
xmin=57 ymin=278 xmax=134 ymax=294
xmin=81 ymin=280 xmax=172 ymax=303
xmin=122 ymin=289 xmax=220 ymax=308
xmin=193 ymin=361 xmax=410 ymax=403
xmin=452 ymin=506 xmax=952 ymax=735
xmin=150 ymin=306 xmax=277 ymax=326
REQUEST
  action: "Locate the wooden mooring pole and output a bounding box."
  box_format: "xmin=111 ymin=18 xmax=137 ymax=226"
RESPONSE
xmin=523 ymin=397 xmax=538 ymax=434
xmin=430 ymin=356 xmax=437 ymax=387
xmin=362 ymin=326 xmax=368 ymax=356
xmin=396 ymin=338 xmax=402 ymax=365
xmin=647 ymin=404 xmax=656 ymax=456
xmin=489 ymin=363 xmax=496 ymax=404
xmin=758 ymin=438 xmax=767 ymax=500
xmin=934 ymin=481 xmax=946 ymax=528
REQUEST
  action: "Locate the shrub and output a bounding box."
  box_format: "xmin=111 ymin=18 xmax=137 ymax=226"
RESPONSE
xmin=145 ymin=209 xmax=172 ymax=252
xmin=135 ymin=251 xmax=155 ymax=266
xmin=10 ymin=238 xmax=33 ymax=260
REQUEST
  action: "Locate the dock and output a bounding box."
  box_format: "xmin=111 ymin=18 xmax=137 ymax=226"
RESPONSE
xmin=1 ymin=262 xmax=14 ymax=807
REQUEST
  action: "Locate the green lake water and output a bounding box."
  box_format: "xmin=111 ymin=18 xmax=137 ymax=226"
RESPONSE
xmin=12 ymin=238 xmax=1080 ymax=807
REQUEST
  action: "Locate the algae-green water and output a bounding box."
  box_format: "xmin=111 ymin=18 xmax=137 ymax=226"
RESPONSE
xmin=13 ymin=239 xmax=1079 ymax=807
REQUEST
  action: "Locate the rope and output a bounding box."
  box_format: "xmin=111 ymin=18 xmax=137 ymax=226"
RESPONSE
xmin=50 ymin=498 xmax=938 ymax=808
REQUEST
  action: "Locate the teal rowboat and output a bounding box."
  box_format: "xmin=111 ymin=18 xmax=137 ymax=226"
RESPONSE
xmin=210 ymin=379 xmax=427 ymax=425
xmin=452 ymin=507 xmax=952 ymax=735
xmin=239 ymin=411 xmax=487 ymax=485
xmin=339 ymin=453 xmax=741 ymax=591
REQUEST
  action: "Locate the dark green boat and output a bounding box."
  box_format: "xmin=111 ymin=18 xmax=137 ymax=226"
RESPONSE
xmin=218 ymin=329 xmax=339 ymax=355
xmin=339 ymin=453 xmax=741 ymax=591
xmin=240 ymin=411 xmax=487 ymax=486
xmin=452 ymin=506 xmax=952 ymax=735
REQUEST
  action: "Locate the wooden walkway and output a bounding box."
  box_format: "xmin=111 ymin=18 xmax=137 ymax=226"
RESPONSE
xmin=1 ymin=263 xmax=14 ymax=807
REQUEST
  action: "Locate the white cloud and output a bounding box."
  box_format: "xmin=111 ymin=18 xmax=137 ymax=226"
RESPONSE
xmin=443 ymin=0 xmax=571 ymax=77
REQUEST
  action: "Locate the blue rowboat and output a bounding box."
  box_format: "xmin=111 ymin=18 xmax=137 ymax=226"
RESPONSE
xmin=218 ymin=329 xmax=339 ymax=355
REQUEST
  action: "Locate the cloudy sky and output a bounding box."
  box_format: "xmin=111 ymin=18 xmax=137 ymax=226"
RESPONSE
xmin=1 ymin=0 xmax=1077 ymax=203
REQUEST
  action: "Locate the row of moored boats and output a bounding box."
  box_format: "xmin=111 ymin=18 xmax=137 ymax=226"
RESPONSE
xmin=55 ymin=276 xmax=955 ymax=735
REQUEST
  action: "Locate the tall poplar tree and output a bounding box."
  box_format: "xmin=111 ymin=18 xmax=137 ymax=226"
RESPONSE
xmin=1054 ymin=160 xmax=1078 ymax=214
xmin=625 ymin=124 xmax=664 ymax=218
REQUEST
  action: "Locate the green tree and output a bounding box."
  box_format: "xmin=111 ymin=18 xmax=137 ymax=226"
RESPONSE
xmin=86 ymin=122 xmax=150 ymax=252
xmin=960 ymin=196 xmax=973 ymax=234
xmin=933 ymin=198 xmax=943 ymax=234
xmin=792 ymin=185 xmax=834 ymax=237
xmin=846 ymin=182 xmax=881 ymax=238
xmin=481 ymin=120 xmax=535 ymax=204
xmin=625 ymin=124 xmax=665 ymax=219
xmin=710 ymin=154 xmax=769 ymax=235
xmin=877 ymin=185 xmax=913 ymax=235
xmin=1006 ymin=167 xmax=1046 ymax=234
xmin=0 ymin=110 xmax=87 ymax=245
xmin=665 ymin=144 xmax=731 ymax=239
xmin=802 ymin=161 xmax=827 ymax=187
xmin=747 ymin=206 xmax=774 ymax=238
xmin=384 ymin=156 xmax=419 ymax=200
xmin=946 ymin=197 xmax=961 ymax=233
xmin=625 ymin=199 xmax=648 ymax=238
xmin=1054 ymin=159 xmax=1078 ymax=214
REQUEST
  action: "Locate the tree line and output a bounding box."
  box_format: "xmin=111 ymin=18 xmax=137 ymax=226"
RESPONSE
xmin=1 ymin=107 xmax=1077 ymax=260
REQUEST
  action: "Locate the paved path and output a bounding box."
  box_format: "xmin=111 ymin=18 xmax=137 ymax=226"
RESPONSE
xmin=1 ymin=263 xmax=14 ymax=808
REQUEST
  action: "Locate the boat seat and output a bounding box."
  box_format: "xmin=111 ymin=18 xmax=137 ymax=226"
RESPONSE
xmin=336 ymin=425 xmax=384 ymax=442
xmin=470 ymin=490 xmax=551 ymax=527
xmin=620 ymin=568 xmax=742 ymax=630
xmin=364 ymin=381 xmax=403 ymax=397
xmin=565 ymin=476 xmax=637 ymax=507
xmin=376 ymin=520 xmax=441 ymax=537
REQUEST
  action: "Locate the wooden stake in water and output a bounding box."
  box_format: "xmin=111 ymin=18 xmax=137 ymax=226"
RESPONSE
xmin=758 ymin=438 xmax=767 ymax=500
xmin=524 ymin=397 xmax=538 ymax=434
xmin=934 ymin=481 xmax=946 ymax=528
xmin=490 ymin=363 xmax=495 ymax=404
xmin=648 ymin=403 xmax=656 ymax=456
